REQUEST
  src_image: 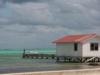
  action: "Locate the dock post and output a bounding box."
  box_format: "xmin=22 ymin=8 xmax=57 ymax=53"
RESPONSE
xmin=51 ymin=55 xmax=53 ymax=59
xmin=22 ymin=49 xmax=26 ymax=58
xmin=68 ymin=57 xmax=71 ymax=62
xmin=56 ymin=57 xmax=60 ymax=62
xmin=98 ymin=57 xmax=100 ymax=62
xmin=64 ymin=57 xmax=66 ymax=62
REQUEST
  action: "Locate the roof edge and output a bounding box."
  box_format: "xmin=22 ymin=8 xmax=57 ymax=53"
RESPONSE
xmin=52 ymin=33 xmax=99 ymax=43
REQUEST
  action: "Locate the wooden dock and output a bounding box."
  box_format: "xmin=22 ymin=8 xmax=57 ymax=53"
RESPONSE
xmin=22 ymin=49 xmax=56 ymax=59
xmin=22 ymin=50 xmax=100 ymax=63
xmin=23 ymin=54 xmax=56 ymax=59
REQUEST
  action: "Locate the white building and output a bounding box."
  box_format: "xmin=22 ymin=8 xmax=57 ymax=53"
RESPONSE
xmin=53 ymin=34 xmax=100 ymax=62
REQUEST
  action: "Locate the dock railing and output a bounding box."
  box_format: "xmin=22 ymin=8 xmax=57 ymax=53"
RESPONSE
xmin=22 ymin=49 xmax=56 ymax=59
xmin=22 ymin=49 xmax=100 ymax=63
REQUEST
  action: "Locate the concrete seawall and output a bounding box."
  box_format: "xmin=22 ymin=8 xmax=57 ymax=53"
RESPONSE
xmin=2 ymin=68 xmax=100 ymax=75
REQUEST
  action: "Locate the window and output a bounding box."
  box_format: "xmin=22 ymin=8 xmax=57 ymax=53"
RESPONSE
xmin=90 ymin=43 xmax=99 ymax=51
xmin=74 ymin=43 xmax=78 ymax=51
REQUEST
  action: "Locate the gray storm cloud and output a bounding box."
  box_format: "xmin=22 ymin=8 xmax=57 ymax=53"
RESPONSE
xmin=0 ymin=0 xmax=100 ymax=49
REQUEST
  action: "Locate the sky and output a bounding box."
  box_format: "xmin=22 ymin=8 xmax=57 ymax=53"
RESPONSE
xmin=0 ymin=0 xmax=100 ymax=49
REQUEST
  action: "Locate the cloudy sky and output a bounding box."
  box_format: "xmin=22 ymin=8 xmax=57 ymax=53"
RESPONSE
xmin=0 ymin=0 xmax=100 ymax=49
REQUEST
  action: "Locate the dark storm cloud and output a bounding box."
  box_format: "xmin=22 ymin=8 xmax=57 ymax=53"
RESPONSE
xmin=0 ymin=0 xmax=100 ymax=32
xmin=0 ymin=0 xmax=55 ymax=26
xmin=1 ymin=0 xmax=48 ymax=4
xmin=0 ymin=0 xmax=100 ymax=49
xmin=48 ymin=0 xmax=100 ymax=31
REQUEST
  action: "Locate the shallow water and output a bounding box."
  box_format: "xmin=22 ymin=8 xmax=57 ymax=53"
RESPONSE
xmin=0 ymin=49 xmax=99 ymax=74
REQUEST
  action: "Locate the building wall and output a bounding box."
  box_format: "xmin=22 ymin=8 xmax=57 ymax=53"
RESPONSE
xmin=82 ymin=37 xmax=100 ymax=57
xmin=56 ymin=43 xmax=82 ymax=56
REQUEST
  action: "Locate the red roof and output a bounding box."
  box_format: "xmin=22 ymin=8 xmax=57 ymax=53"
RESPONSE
xmin=53 ymin=34 xmax=98 ymax=43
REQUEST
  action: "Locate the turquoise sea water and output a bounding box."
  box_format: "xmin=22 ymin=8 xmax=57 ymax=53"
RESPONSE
xmin=0 ymin=48 xmax=56 ymax=63
xmin=0 ymin=48 xmax=99 ymax=74
xmin=0 ymin=48 xmax=56 ymax=55
xmin=0 ymin=48 xmax=57 ymax=73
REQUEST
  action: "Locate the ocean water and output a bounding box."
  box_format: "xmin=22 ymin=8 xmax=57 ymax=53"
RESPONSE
xmin=0 ymin=49 xmax=98 ymax=74
xmin=0 ymin=48 xmax=56 ymax=63
xmin=0 ymin=48 xmax=56 ymax=55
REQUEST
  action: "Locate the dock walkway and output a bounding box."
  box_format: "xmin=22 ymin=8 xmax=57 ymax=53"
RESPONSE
xmin=22 ymin=49 xmax=56 ymax=59
xmin=22 ymin=50 xmax=100 ymax=63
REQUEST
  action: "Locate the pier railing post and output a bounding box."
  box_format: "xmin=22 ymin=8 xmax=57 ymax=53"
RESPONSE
xmin=22 ymin=49 xmax=26 ymax=58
